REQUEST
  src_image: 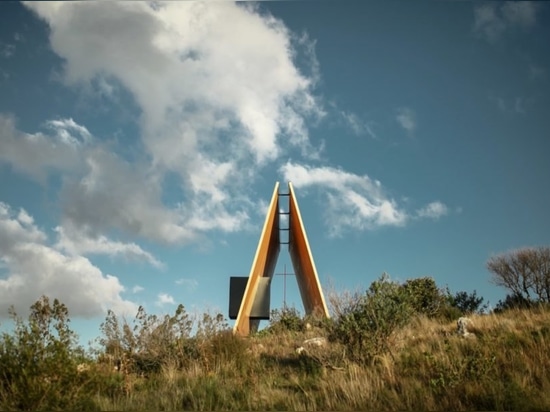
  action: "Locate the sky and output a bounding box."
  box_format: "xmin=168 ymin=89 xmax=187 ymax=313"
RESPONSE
xmin=1 ymin=1 xmax=549 ymax=345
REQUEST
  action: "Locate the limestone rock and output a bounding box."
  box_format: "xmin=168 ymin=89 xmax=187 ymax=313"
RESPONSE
xmin=303 ymin=337 xmax=327 ymax=347
xmin=457 ymin=317 xmax=475 ymax=338
xmin=296 ymin=346 xmax=305 ymax=354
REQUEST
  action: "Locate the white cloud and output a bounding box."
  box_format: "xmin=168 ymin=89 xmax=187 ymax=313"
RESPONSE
xmin=0 ymin=43 xmax=15 ymax=58
xmin=528 ymin=64 xmax=546 ymax=81
xmin=281 ymin=162 xmax=449 ymax=235
xmin=0 ymin=114 xmax=252 ymax=247
xmin=473 ymin=2 xmax=539 ymax=43
xmin=340 ymin=111 xmax=378 ymax=139
xmin=55 ymin=223 xmax=163 ymax=268
xmin=416 ymin=201 xmax=449 ymax=220
xmin=24 ymin=2 xmax=321 ymax=164
xmin=132 ymin=285 xmax=144 ymax=294
xmin=489 ymin=95 xmax=528 ymax=114
xmin=396 ymin=107 xmax=416 ymax=135
xmin=18 ymin=1 xmax=324 ymax=245
xmin=0 ymin=114 xmax=85 ymax=181
xmin=0 ymin=202 xmax=137 ymax=318
xmin=280 ymin=162 xmax=407 ymax=235
xmin=156 ymin=293 xmax=175 ymax=306
xmin=501 ymin=2 xmax=537 ymax=28
xmin=59 ymin=148 xmax=196 ymax=244
xmin=46 ymin=118 xmax=92 ymax=146
xmin=175 ymin=278 xmax=198 ymax=292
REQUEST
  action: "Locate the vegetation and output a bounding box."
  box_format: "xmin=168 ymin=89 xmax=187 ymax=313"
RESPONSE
xmin=488 ymin=246 xmax=550 ymax=308
xmin=1 ymin=272 xmax=549 ymax=410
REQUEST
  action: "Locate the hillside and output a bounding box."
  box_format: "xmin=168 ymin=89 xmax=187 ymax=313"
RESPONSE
xmin=1 ymin=297 xmax=549 ymax=411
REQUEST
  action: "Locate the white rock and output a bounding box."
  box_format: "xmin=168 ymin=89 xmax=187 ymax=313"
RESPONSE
xmin=457 ymin=317 xmax=475 ymax=338
xmin=303 ymin=337 xmax=327 ymax=347
xmin=77 ymin=363 xmax=90 ymax=373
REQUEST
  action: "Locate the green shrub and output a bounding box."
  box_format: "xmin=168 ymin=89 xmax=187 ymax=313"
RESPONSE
xmin=447 ymin=289 xmax=488 ymax=315
xmin=494 ymin=293 xmax=535 ymax=313
xmin=0 ymin=296 xmax=99 ymax=411
xmin=98 ymin=303 xmax=194 ymax=375
xmin=402 ymin=277 xmax=447 ymax=318
xmin=329 ymin=273 xmax=413 ymax=362
xmin=266 ymin=307 xmax=305 ymax=333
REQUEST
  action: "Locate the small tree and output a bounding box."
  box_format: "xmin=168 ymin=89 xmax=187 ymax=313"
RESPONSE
xmin=494 ymin=292 xmax=534 ymax=313
xmin=266 ymin=307 xmax=304 ymax=333
xmin=447 ymin=290 xmax=488 ymax=315
xmin=329 ymin=273 xmax=413 ymax=362
xmin=487 ymin=247 xmax=550 ymax=303
xmin=402 ymin=277 xmax=446 ymax=318
xmin=0 ymin=296 xmax=98 ymax=411
xmin=98 ymin=304 xmax=194 ymax=374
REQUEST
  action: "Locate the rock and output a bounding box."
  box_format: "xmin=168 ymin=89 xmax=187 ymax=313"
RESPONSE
xmin=303 ymin=337 xmax=327 ymax=347
xmin=77 ymin=363 xmax=90 ymax=373
xmin=457 ymin=317 xmax=475 ymax=338
xmin=246 ymin=343 xmax=266 ymax=357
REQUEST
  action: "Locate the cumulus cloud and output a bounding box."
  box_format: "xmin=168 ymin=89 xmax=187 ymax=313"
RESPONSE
xmin=473 ymin=2 xmax=539 ymax=43
xmin=490 ymin=95 xmax=527 ymax=114
xmin=156 ymin=293 xmax=175 ymax=306
xmin=60 ymin=148 xmax=197 ymax=244
xmin=175 ymin=278 xmax=198 ymax=292
xmin=55 ymin=223 xmax=163 ymax=268
xmin=0 ymin=114 xmax=85 ymax=180
xmin=281 ymin=162 xmax=449 ymax=235
xmin=0 ymin=202 xmax=137 ymax=318
xmin=280 ymin=162 xmax=407 ymax=235
xmin=416 ymin=201 xmax=449 ymax=220
xmin=340 ymin=111 xmax=378 ymax=139
xmin=132 ymin=285 xmax=144 ymax=294
xmin=24 ymin=1 xmax=321 ymax=161
xmin=396 ymin=107 xmax=416 ymax=135
xmin=0 ymin=114 xmax=174 ymax=266
xmin=2 ymin=1 xmax=450 ymax=261
xmin=17 ymin=1 xmax=324 ymax=246
xmin=0 ymin=42 xmax=15 ymax=59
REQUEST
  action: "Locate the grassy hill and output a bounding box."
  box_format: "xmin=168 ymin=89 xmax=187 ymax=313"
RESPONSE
xmin=1 ymin=295 xmax=549 ymax=411
xmin=96 ymin=308 xmax=550 ymax=411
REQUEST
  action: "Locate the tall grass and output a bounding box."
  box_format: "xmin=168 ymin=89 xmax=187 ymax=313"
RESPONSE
xmin=2 ymin=297 xmax=549 ymax=410
xmin=90 ymin=308 xmax=550 ymax=411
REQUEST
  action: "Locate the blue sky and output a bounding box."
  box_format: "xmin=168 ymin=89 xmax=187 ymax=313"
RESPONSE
xmin=1 ymin=1 xmax=549 ymax=344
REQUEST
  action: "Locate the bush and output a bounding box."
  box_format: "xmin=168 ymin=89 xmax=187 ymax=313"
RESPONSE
xmin=402 ymin=277 xmax=447 ymax=318
xmin=266 ymin=307 xmax=304 ymax=333
xmin=329 ymin=273 xmax=413 ymax=362
xmin=494 ymin=293 xmax=535 ymax=313
xmin=98 ymin=303 xmax=194 ymax=375
xmin=0 ymin=296 xmax=99 ymax=411
xmin=447 ymin=290 xmax=488 ymax=315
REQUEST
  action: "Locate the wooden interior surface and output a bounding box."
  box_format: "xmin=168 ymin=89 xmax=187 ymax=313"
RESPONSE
xmin=288 ymin=182 xmax=330 ymax=317
xmin=233 ymin=182 xmax=281 ymax=336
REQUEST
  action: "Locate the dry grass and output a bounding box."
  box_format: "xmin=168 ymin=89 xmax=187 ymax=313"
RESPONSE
xmin=87 ymin=306 xmax=550 ymax=411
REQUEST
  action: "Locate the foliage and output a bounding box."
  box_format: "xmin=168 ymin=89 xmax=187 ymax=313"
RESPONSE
xmin=0 ymin=296 xmax=99 ymax=411
xmin=494 ymin=292 xmax=535 ymax=313
xmin=98 ymin=304 xmax=194 ymax=374
xmin=447 ymin=289 xmax=488 ymax=315
xmin=401 ymin=277 xmax=447 ymax=318
xmin=329 ymin=273 xmax=413 ymax=362
xmin=2 ymin=294 xmax=550 ymax=410
xmin=195 ymin=311 xmax=230 ymax=340
xmin=266 ymin=306 xmax=305 ymax=333
xmin=488 ymin=246 xmax=550 ymax=303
